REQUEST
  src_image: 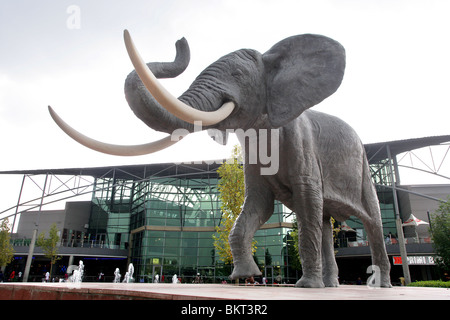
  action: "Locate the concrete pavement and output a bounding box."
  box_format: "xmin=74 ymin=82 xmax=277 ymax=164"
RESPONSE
xmin=1 ymin=282 xmax=449 ymax=300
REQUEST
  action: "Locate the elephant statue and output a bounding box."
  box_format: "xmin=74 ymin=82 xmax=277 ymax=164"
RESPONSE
xmin=49 ymin=30 xmax=392 ymax=288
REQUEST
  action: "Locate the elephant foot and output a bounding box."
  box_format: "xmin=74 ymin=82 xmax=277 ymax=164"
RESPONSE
xmin=379 ymin=272 xmax=393 ymax=288
xmin=323 ymin=276 xmax=339 ymax=287
xmin=367 ymin=270 xmax=392 ymax=288
xmin=295 ymin=275 xmax=325 ymax=288
xmin=229 ymin=259 xmax=261 ymax=280
xmin=367 ymin=279 xmax=392 ymax=288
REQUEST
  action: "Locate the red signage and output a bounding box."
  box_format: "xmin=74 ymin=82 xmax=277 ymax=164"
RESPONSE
xmin=393 ymin=256 xmax=435 ymax=265
xmin=393 ymin=256 xmax=403 ymax=265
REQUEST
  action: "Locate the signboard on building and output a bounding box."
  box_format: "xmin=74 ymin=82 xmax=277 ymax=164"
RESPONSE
xmin=393 ymin=256 xmax=435 ymax=265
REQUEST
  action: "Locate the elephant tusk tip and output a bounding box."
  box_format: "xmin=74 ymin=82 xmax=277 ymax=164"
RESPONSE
xmin=123 ymin=29 xmax=131 ymax=43
xmin=46 ymin=103 xmax=181 ymax=156
xmin=48 ymin=105 xmax=56 ymax=116
xmin=48 ymin=105 xmax=60 ymax=120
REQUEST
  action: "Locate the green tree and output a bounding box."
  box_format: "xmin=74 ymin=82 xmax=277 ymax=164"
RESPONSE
xmin=213 ymin=146 xmax=257 ymax=265
xmin=36 ymin=223 xmax=62 ymax=277
xmin=287 ymin=218 xmax=302 ymax=271
xmin=430 ymin=197 xmax=450 ymax=273
xmin=0 ymin=218 xmax=15 ymax=270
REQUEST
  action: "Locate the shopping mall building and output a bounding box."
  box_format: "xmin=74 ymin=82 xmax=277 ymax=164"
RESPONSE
xmin=1 ymin=135 xmax=449 ymax=284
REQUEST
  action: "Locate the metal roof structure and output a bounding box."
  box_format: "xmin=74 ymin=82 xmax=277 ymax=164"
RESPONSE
xmin=0 ymin=162 xmax=223 ymax=180
xmin=0 ymin=135 xmax=449 ymax=179
xmin=365 ymin=135 xmax=450 ymax=163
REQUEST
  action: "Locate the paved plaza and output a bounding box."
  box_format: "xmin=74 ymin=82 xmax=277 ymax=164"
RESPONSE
xmin=1 ymin=282 xmax=449 ymax=300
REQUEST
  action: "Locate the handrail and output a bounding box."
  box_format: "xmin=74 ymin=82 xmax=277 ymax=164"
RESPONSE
xmin=11 ymin=238 xmax=128 ymax=250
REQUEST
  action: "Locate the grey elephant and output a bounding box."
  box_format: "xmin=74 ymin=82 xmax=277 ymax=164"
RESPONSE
xmin=49 ymin=30 xmax=391 ymax=288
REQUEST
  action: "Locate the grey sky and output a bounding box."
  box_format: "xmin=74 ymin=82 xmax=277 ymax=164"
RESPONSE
xmin=0 ymin=0 xmax=449 ymax=187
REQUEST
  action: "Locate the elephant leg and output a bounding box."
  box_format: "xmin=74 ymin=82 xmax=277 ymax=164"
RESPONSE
xmin=360 ymin=212 xmax=392 ymax=288
xmin=358 ymin=187 xmax=392 ymax=288
xmin=294 ymin=180 xmax=325 ymax=288
xmin=229 ymin=186 xmax=274 ymax=280
xmin=322 ymin=214 xmax=339 ymax=287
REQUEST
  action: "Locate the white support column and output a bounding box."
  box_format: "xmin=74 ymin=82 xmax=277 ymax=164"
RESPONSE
xmin=22 ymin=173 xmax=48 ymax=282
xmin=387 ymin=145 xmax=411 ymax=285
xmin=23 ymin=229 xmax=37 ymax=282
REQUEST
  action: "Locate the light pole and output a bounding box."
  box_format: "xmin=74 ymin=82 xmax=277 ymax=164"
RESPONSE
xmin=22 ymin=174 xmax=48 ymax=282
xmin=387 ymin=145 xmax=411 ymax=285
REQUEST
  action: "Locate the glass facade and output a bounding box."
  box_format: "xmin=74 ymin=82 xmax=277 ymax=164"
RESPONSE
xmin=129 ymin=173 xmax=223 ymax=283
xmin=82 ymin=160 xmax=405 ymax=284
xmin=88 ymin=176 xmax=132 ymax=250
xmin=336 ymin=157 xmax=398 ymax=246
xmin=85 ymin=164 xmax=297 ymax=284
xmin=340 ymin=187 xmax=397 ymax=246
xmin=4 ymin=138 xmax=446 ymax=285
xmin=4 ymin=141 xmax=442 ymax=284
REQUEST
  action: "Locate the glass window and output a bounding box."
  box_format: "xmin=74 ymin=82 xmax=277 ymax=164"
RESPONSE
xmin=198 ymin=256 xmax=213 ymax=266
xmin=164 ymin=246 xmax=179 ymax=255
xmin=147 ymin=217 xmax=165 ymax=226
xmin=182 ymin=247 xmax=197 ymax=257
xmin=147 ymin=231 xmax=164 ymax=238
xmin=180 ymin=255 xmax=197 ymax=267
xmin=198 ymin=237 xmax=213 ymax=247
xmin=147 ymin=247 xmax=164 ymax=255
xmin=165 ymin=237 xmax=180 ymax=248
xmin=147 ymin=237 xmax=164 ymax=247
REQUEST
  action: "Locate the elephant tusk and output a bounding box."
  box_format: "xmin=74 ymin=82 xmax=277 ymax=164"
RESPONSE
xmin=123 ymin=29 xmax=235 ymax=126
xmin=48 ymin=106 xmax=184 ymax=156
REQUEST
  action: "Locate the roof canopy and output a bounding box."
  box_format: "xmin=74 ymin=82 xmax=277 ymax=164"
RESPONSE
xmin=1 ymin=135 xmax=449 ymax=179
xmin=364 ymin=135 xmax=450 ymax=163
xmin=402 ymin=214 xmax=430 ymax=227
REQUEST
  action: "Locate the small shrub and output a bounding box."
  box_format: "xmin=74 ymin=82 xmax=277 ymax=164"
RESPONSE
xmin=407 ymin=280 xmax=450 ymax=288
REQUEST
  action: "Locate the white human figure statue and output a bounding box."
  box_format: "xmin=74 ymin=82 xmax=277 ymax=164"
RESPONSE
xmin=113 ymin=268 xmax=121 ymax=283
xmin=127 ymin=263 xmax=134 ymax=283
xmin=71 ymin=260 xmax=84 ymax=283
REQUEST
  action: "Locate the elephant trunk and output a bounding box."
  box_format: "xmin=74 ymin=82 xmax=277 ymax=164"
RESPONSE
xmin=124 ymin=30 xmax=235 ymax=128
xmin=146 ymin=37 xmax=190 ymax=79
xmin=124 ymin=37 xmax=195 ymax=134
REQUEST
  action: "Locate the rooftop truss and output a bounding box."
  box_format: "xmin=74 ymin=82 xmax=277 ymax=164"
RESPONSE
xmin=0 ymin=163 xmax=220 ymax=231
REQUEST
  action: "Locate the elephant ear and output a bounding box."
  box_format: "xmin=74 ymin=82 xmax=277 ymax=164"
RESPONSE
xmin=263 ymin=34 xmax=346 ymax=127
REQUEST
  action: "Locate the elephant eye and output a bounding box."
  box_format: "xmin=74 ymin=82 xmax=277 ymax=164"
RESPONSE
xmin=231 ymin=69 xmax=244 ymax=78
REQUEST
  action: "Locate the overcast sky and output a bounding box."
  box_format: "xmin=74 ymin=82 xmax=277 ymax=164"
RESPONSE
xmin=1 ymin=1 xmax=450 ymax=213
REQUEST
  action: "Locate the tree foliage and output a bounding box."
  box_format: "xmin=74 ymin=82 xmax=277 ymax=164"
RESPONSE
xmin=213 ymin=146 xmax=257 ymax=264
xmin=288 ymin=218 xmax=302 ymax=271
xmin=0 ymin=219 xmax=15 ymax=268
xmin=36 ymin=223 xmax=62 ymax=276
xmin=430 ymin=197 xmax=450 ymax=273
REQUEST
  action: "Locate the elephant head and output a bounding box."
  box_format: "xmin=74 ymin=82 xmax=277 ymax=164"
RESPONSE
xmin=49 ymin=30 xmax=345 ymax=156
